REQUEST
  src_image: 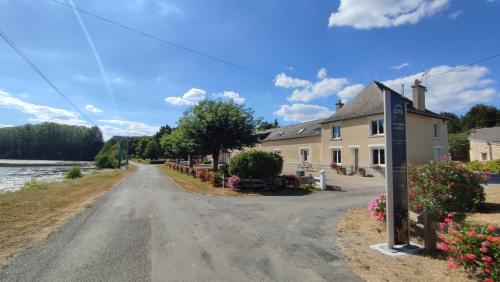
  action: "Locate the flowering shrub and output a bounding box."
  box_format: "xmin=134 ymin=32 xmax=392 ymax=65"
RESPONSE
xmin=438 ymin=213 xmax=499 ymax=281
xmin=409 ymin=160 xmax=485 ymax=217
xmin=282 ymin=175 xmax=301 ymax=188
xmin=368 ymin=194 xmax=386 ymax=222
xmin=227 ymin=175 xmax=240 ymax=189
xmin=164 ymin=162 xmax=221 ymax=186
xmin=196 ymin=169 xmax=209 ymax=181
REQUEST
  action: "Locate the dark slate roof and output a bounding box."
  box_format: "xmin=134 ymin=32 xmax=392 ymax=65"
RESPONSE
xmin=320 ymin=81 xmax=445 ymax=124
xmin=470 ymin=127 xmax=500 ymax=144
xmin=262 ymin=119 xmax=323 ymax=141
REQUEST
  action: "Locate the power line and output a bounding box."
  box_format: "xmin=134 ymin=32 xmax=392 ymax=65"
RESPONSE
xmin=50 ymin=0 xmax=274 ymax=80
xmin=427 ymin=51 xmax=500 ymax=80
xmin=0 ymin=27 xmax=96 ymax=126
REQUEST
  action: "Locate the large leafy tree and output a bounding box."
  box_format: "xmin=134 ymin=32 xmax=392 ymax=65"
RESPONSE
xmin=144 ymin=139 xmax=161 ymax=160
xmin=256 ymin=118 xmax=279 ymax=131
xmin=440 ymin=112 xmax=463 ymax=134
xmin=161 ymin=126 xmax=199 ymax=164
xmin=180 ymin=100 xmax=257 ymax=170
xmin=462 ymin=104 xmax=499 ymax=129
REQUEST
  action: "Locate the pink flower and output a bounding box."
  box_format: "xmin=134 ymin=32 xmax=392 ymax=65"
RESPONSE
xmin=487 ymin=225 xmax=496 ymax=232
xmin=482 ymin=256 xmax=493 ymax=264
xmin=468 ymin=231 xmax=476 ymax=237
xmin=447 ymin=261 xmax=459 ymax=268
xmin=447 ymin=212 xmax=456 ymax=218
xmin=465 ymin=254 xmax=477 ymax=261
xmin=482 ymin=241 xmax=491 ymax=247
xmin=480 ymin=248 xmax=488 ymax=254
xmin=439 ymin=222 xmax=447 ymax=230
xmin=454 ymin=237 xmax=462 ymax=243
xmin=484 ymin=268 xmax=491 ymax=274
xmin=443 ymin=238 xmax=451 ymax=244
xmin=449 ymin=245 xmax=457 ymax=251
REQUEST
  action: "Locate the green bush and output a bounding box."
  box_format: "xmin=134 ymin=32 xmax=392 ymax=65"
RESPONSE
xmin=65 ymin=166 xmax=82 ymax=179
xmin=409 ymin=160 xmax=485 ymax=217
xmin=448 ymin=132 xmax=470 ymax=162
xmin=228 ymin=150 xmax=283 ymax=179
xmin=466 ymin=160 xmax=500 ymax=174
xmin=95 ymin=140 xmax=120 ymax=169
xmin=23 ymin=179 xmax=49 ymax=189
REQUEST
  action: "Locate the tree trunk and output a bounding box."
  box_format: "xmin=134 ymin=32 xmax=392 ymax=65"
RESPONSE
xmin=188 ymin=153 xmax=193 ymax=167
xmin=212 ymin=151 xmax=219 ymax=171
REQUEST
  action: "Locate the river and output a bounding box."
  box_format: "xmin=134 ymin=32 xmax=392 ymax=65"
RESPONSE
xmin=0 ymin=160 xmax=95 ymax=192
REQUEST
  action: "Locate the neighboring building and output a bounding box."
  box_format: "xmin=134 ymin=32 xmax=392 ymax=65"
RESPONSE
xmin=257 ymin=80 xmax=449 ymax=175
xmin=469 ymin=127 xmax=500 ymax=162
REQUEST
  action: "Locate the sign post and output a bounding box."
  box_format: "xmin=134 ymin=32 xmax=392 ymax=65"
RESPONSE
xmin=383 ymin=89 xmax=409 ymax=248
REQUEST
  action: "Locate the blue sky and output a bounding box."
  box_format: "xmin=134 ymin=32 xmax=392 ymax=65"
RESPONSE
xmin=0 ymin=0 xmax=499 ymax=138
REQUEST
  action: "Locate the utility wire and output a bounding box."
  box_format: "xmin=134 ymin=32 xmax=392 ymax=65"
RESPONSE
xmin=0 ymin=28 xmax=96 ymax=126
xmin=50 ymin=0 xmax=274 ymax=80
xmin=427 ymin=51 xmax=500 ymax=80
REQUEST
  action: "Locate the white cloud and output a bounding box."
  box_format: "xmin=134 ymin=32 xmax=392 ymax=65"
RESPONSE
xmin=85 ymin=104 xmax=103 ymax=113
xmin=274 ymin=73 xmax=312 ymax=88
xmin=337 ymin=84 xmax=366 ymax=101
xmin=276 ymin=69 xmax=350 ymax=102
xmin=165 ymin=88 xmax=206 ymax=106
xmin=97 ymin=119 xmax=159 ymax=140
xmin=383 ymin=65 xmax=499 ymax=112
xmin=448 ymin=10 xmax=462 ymax=20
xmin=391 ymin=62 xmax=410 ymax=70
xmin=317 ymin=68 xmax=328 ymax=79
xmin=274 ymin=104 xmax=333 ymax=123
xmin=157 ymin=2 xmax=182 ymax=16
xmin=214 ymin=91 xmax=245 ymax=104
xmin=0 ymin=90 xmax=88 ymax=126
xmin=328 ymin=0 xmax=450 ymax=29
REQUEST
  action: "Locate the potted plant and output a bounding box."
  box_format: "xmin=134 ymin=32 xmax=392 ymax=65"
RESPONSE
xmin=330 ymin=163 xmax=342 ymax=174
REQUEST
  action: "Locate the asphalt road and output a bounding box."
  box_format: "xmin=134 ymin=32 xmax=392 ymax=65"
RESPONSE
xmin=0 ymin=164 xmax=383 ymax=282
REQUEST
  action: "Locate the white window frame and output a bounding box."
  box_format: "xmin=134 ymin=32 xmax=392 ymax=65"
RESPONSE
xmin=433 ymin=123 xmax=440 ymax=139
xmin=370 ymin=119 xmax=384 ymax=136
xmin=331 ymin=149 xmax=342 ymax=165
xmin=299 ymin=147 xmax=310 ymax=163
xmin=370 ymin=147 xmax=386 ymax=166
xmin=331 ymin=124 xmax=341 ymax=140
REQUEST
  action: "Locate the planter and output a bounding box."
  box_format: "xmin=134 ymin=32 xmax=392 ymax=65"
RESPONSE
xmin=357 ymin=168 xmax=366 ymax=177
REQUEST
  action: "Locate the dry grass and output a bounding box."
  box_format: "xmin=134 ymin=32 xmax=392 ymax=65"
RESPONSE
xmin=0 ymin=167 xmax=134 ymax=266
xmin=467 ymin=188 xmax=500 ymax=225
xmin=160 ymin=166 xmax=316 ymax=197
xmin=336 ymin=208 xmax=471 ymax=282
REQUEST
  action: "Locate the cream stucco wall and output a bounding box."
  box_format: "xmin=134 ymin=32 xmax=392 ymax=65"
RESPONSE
xmin=470 ymin=140 xmax=500 ymax=161
xmin=258 ymin=136 xmax=322 ymax=174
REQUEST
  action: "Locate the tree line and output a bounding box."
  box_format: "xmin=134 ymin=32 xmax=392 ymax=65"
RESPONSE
xmin=0 ymin=122 xmax=104 ymax=161
xmin=440 ymin=104 xmax=499 ymax=162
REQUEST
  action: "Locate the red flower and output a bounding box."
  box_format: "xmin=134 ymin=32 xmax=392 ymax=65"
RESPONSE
xmin=468 ymin=231 xmax=475 ymax=237
xmin=484 ymin=268 xmax=491 ymax=274
xmin=480 ymin=248 xmax=488 ymax=254
xmin=465 ymin=254 xmax=477 ymax=261
xmin=454 ymin=237 xmax=462 ymax=243
xmin=449 ymin=245 xmax=457 ymax=251
xmin=484 ymin=278 xmax=493 ymax=282
xmin=449 ymin=229 xmax=456 ymax=235
xmin=438 ymin=242 xmax=448 ymax=251
xmin=443 ymin=238 xmax=451 ymax=244
xmin=439 ymin=222 xmax=447 ymax=230
xmin=447 ymin=261 xmax=459 ymax=269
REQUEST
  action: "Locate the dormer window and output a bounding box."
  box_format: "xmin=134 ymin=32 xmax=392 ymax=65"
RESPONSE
xmin=277 ymin=130 xmax=285 ymax=136
xmin=298 ymin=128 xmax=305 ymax=134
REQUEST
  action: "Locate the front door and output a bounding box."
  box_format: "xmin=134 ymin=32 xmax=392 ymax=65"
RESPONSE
xmin=352 ymin=148 xmax=359 ymax=171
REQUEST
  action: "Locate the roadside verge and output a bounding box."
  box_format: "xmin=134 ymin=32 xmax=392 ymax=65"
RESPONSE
xmin=0 ymin=167 xmax=135 ymax=266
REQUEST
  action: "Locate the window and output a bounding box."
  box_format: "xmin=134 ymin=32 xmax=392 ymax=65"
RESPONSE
xmin=433 ymin=123 xmax=439 ymax=138
xmin=372 ymin=148 xmax=385 ymax=165
xmin=434 ymin=147 xmax=442 ymax=161
xmin=300 ymin=148 xmax=309 ymax=162
xmin=371 ymin=119 xmax=384 ymax=136
xmin=481 ymin=152 xmax=488 ymax=161
xmin=332 ymin=149 xmax=341 ymax=164
xmin=298 ymin=128 xmax=305 ymax=134
xmin=331 ymin=125 xmax=341 ymax=139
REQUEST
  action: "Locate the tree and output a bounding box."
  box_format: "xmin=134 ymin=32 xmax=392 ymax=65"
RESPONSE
xmin=161 ymin=126 xmax=199 ymax=165
xmin=462 ymin=104 xmax=499 ymax=129
xmin=440 ymin=112 xmax=463 ymax=134
xmin=154 ymin=125 xmax=172 ymax=142
xmin=95 ymin=139 xmax=119 ymax=168
xmin=256 ymin=118 xmax=280 ymax=131
xmin=448 ymin=132 xmax=470 ymax=162
xmin=135 ymin=137 xmax=150 ymax=159
xmin=144 ymin=139 xmax=161 ymax=160
xmin=180 ymin=100 xmax=257 ymax=170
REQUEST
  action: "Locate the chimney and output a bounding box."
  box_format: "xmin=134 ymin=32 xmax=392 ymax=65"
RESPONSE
xmin=335 ymin=99 xmax=344 ymax=111
xmin=411 ymin=79 xmax=426 ymax=111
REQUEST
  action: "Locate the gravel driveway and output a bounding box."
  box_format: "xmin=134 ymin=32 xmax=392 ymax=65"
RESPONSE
xmin=0 ymin=164 xmax=383 ymax=282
